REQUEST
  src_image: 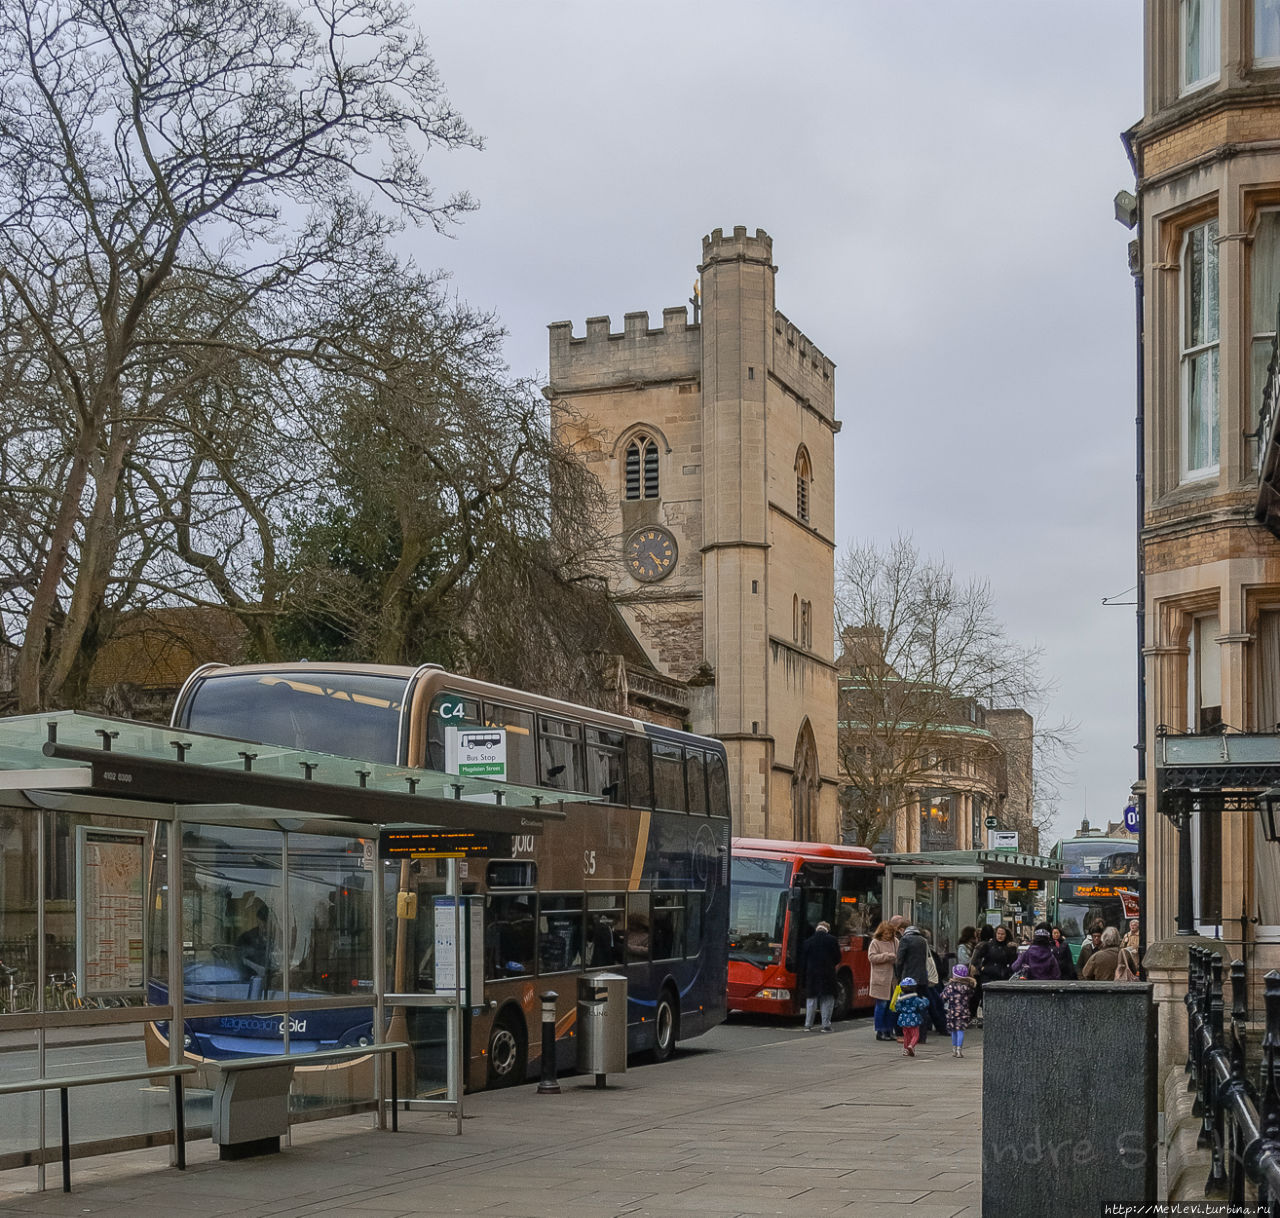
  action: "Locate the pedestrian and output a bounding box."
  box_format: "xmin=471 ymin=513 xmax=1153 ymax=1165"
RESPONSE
xmin=895 ymin=924 xmax=932 ymax=1043
xmin=970 ymin=923 xmax=1017 ymax=1020
xmin=1082 ymin=926 xmax=1123 ymax=980
xmin=1077 ymin=924 xmax=1104 ymax=973
xmin=942 ymin=964 xmax=976 ymax=1058
xmin=798 ymin=920 xmax=842 ymax=1031
xmin=1124 ymin=918 xmax=1141 ymax=952
xmin=921 ymin=927 xmax=949 ymax=1034
xmin=1011 ymin=923 xmax=1061 ymax=980
xmin=1050 ymin=925 xmax=1078 ymax=980
xmin=868 ymin=921 xmax=899 ymax=1041
xmin=1115 ymin=939 xmax=1141 ymax=982
xmin=894 ymin=977 xmax=930 ymax=1058
xmin=894 ymin=923 xmax=929 ymax=986
xmin=956 ymin=925 xmax=977 ymax=969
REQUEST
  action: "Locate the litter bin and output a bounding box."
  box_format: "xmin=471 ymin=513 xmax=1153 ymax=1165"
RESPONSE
xmin=577 ymin=971 xmax=627 ymax=1086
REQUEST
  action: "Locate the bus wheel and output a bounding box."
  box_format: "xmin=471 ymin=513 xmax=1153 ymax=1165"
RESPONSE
xmin=486 ymin=1012 xmax=526 ymax=1088
xmin=833 ymin=972 xmax=853 ymax=1022
xmin=652 ymin=988 xmax=679 ymax=1063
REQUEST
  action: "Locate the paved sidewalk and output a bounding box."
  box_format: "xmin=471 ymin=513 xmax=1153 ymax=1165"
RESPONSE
xmin=0 ymin=1019 xmax=982 ymax=1217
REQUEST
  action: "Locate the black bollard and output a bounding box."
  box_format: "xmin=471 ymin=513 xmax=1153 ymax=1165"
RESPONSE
xmin=537 ymin=991 xmax=560 ymax=1095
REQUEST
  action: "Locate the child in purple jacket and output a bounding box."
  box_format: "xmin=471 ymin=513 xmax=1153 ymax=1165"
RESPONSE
xmin=942 ymin=964 xmax=976 ymax=1058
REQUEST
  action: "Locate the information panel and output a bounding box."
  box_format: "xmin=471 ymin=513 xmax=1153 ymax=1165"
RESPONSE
xmin=432 ymin=897 xmax=484 ymax=1000
xmin=76 ymin=827 xmax=146 ymax=997
xmin=379 ymin=830 xmax=512 ymax=860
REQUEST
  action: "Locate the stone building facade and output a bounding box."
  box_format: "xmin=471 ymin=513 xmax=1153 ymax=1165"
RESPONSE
xmin=1126 ymin=1 xmax=1280 ymax=946
xmin=834 ymin=627 xmax=1024 ymax=855
xmin=548 ymin=227 xmax=841 ymax=841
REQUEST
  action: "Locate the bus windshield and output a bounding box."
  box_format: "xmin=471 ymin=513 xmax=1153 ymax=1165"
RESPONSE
xmin=1057 ymin=840 xmax=1139 ymax=877
xmin=179 ymin=671 xmax=407 ymax=764
xmin=729 ymin=857 xmax=791 ymax=965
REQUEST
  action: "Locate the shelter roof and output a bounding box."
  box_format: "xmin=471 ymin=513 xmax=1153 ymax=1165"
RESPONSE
xmin=0 ymin=711 xmax=586 ymax=833
xmin=880 ymin=849 xmax=1062 ymax=880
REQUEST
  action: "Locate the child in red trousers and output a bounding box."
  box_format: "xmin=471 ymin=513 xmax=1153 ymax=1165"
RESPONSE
xmin=894 ymin=978 xmax=930 ymax=1057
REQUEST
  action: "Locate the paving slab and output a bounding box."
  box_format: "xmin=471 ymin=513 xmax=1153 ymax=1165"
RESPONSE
xmin=0 ymin=1019 xmax=983 ymax=1218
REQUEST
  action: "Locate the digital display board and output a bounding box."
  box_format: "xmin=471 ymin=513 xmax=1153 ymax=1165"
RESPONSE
xmin=985 ymin=878 xmax=1042 ymax=892
xmin=1070 ymin=884 xmax=1137 ymax=899
xmin=379 ymin=830 xmax=511 ymax=860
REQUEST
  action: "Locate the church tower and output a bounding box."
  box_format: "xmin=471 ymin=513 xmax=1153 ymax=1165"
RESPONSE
xmin=548 ymin=227 xmax=840 ymax=841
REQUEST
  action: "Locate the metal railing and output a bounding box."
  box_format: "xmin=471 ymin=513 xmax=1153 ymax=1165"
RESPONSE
xmin=1185 ymin=945 xmax=1280 ymax=1208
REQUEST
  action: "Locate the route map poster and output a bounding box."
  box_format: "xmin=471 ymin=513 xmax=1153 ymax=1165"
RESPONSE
xmin=76 ymin=827 xmax=146 ymax=996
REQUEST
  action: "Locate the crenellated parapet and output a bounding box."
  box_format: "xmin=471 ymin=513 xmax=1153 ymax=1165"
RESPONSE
xmin=771 ymin=309 xmax=835 ymax=421
xmin=699 ymin=225 xmax=774 ymax=270
xmin=547 ymin=307 xmax=700 ymax=394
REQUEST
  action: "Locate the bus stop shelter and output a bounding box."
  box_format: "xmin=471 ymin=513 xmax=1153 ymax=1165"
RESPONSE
xmin=0 ymin=710 xmax=582 ymax=1188
xmin=880 ymin=849 xmax=1063 ymax=958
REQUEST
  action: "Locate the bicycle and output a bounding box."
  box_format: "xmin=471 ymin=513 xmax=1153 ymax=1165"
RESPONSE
xmin=48 ymin=972 xmax=79 ymax=1010
xmin=0 ymin=964 xmax=35 ymax=1015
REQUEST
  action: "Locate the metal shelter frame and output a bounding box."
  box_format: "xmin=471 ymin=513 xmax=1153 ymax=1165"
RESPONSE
xmin=0 ymin=710 xmax=584 ymax=1188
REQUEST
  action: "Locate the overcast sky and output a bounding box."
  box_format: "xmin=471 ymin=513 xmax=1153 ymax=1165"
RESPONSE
xmin=406 ymin=1 xmax=1144 ymax=846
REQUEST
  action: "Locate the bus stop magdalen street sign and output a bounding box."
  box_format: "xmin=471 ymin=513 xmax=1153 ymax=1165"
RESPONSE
xmin=446 ymin=728 xmax=506 ymax=779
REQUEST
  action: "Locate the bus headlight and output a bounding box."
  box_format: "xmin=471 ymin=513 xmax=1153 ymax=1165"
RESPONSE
xmin=758 ymin=988 xmax=790 ymax=1001
xmin=183 ymin=1033 xmax=192 ymax=1049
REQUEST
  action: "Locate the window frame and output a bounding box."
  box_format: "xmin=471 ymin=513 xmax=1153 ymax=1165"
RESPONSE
xmin=1252 ymin=209 xmax=1280 ymax=468
xmin=536 ymin=713 xmax=585 ymax=793
xmin=795 ymin=448 xmax=812 ymax=524
xmin=1256 ymin=0 xmax=1280 ymax=66
xmin=1180 ymin=218 xmax=1221 ymax=482
xmin=1181 ymin=0 xmax=1221 ymax=94
xmin=624 ymin=434 xmax=659 ymax=501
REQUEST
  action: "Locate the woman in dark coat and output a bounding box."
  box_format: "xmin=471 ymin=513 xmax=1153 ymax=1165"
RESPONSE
xmin=799 ymin=921 xmax=842 ymax=1031
xmin=1050 ymin=925 xmax=1078 ymax=980
xmin=971 ymin=924 xmax=1017 ymax=1016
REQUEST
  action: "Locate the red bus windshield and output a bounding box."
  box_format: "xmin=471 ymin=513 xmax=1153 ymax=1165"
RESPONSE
xmin=728 ymin=857 xmax=791 ymax=965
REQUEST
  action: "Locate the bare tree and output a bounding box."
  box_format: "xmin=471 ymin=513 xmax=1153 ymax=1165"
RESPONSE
xmin=273 ymin=267 xmax=614 ymax=689
xmin=835 ymin=536 xmax=1070 ymax=848
xmin=0 ymin=0 xmax=478 ymax=710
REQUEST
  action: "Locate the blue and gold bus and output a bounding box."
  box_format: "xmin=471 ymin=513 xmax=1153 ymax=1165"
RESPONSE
xmin=156 ymin=662 xmax=730 ymax=1090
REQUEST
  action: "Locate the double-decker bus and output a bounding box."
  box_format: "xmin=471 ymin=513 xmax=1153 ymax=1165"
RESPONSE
xmin=726 ymin=838 xmax=883 ymax=1022
xmin=1049 ymin=835 xmax=1142 ymax=957
xmin=154 ymin=661 xmax=731 ymax=1090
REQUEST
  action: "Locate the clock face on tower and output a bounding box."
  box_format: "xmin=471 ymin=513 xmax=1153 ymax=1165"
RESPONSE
xmin=625 ymin=527 xmax=678 ymax=583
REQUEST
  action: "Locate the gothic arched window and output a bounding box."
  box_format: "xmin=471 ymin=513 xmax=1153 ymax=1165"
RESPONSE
xmin=625 ymin=435 xmax=659 ymax=500
xmin=795 ymin=447 xmax=812 ymax=523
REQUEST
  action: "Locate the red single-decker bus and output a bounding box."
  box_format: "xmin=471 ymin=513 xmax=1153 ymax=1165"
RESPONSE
xmin=727 ymin=838 xmax=884 ymax=1021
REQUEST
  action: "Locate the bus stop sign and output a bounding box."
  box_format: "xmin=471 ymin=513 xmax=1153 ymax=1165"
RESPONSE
xmin=1124 ymin=803 xmax=1140 ymax=833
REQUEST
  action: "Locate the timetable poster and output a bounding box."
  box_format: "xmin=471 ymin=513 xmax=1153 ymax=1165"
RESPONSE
xmin=77 ymin=828 xmax=145 ymax=995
